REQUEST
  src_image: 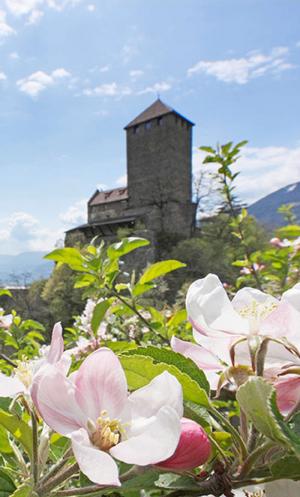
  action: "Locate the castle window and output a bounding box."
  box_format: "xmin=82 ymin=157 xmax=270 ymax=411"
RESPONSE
xmin=145 ymin=121 xmax=152 ymax=130
xmin=133 ymin=125 xmax=139 ymax=134
xmin=157 ymin=117 xmax=163 ymax=126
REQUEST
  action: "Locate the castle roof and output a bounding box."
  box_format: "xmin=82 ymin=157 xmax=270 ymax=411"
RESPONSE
xmin=89 ymin=187 xmax=128 ymax=206
xmin=124 ymin=98 xmax=194 ymax=129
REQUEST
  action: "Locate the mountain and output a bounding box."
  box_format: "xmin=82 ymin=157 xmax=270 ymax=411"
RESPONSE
xmin=0 ymin=252 xmax=53 ymax=286
xmin=248 ymin=182 xmax=300 ymax=229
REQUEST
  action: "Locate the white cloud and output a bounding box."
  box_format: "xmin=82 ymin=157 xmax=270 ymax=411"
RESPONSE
xmin=17 ymin=67 xmax=71 ymax=97
xmin=188 ymin=46 xmax=295 ymax=84
xmin=0 ymin=212 xmax=60 ymax=255
xmin=0 ymin=198 xmax=87 ymax=254
xmin=121 ymin=43 xmax=138 ymax=64
xmin=129 ymin=69 xmax=144 ymax=81
xmin=0 ymin=9 xmax=15 ymax=38
xmin=116 ymin=174 xmax=127 ymax=187
xmin=87 ymin=3 xmax=95 ymax=11
xmin=99 ymin=65 xmax=109 ymax=72
xmin=296 ymin=41 xmax=300 ymax=48
xmin=51 ymin=67 xmax=71 ymax=78
xmin=0 ymin=72 xmax=7 ymax=81
xmin=59 ymin=199 xmax=86 ymax=226
xmin=83 ymin=82 xmax=132 ymax=97
xmin=26 ymin=8 xmax=44 ymax=24
xmin=96 ymin=183 xmax=108 ymax=190
xmin=5 ymin=0 xmax=43 ymax=16
xmin=9 ymin=51 xmax=19 ymax=59
xmin=193 ymin=144 xmax=300 ymax=205
xmin=139 ymin=81 xmax=171 ymax=94
xmin=236 ymin=145 xmax=300 ymax=203
xmin=5 ymin=0 xmax=81 ymax=25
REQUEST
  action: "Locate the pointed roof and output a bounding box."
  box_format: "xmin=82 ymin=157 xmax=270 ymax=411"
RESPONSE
xmin=124 ymin=98 xmax=194 ymax=129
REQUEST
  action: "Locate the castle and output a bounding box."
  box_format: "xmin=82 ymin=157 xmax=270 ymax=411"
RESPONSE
xmin=66 ymin=99 xmax=197 ymax=252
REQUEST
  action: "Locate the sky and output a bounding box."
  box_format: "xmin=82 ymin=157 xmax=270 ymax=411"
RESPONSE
xmin=0 ymin=0 xmax=300 ymax=255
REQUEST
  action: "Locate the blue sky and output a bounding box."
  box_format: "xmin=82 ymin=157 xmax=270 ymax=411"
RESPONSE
xmin=0 ymin=0 xmax=300 ymax=254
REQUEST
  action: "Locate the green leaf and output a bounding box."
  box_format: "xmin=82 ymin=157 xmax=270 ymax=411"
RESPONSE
xmin=270 ymin=455 xmax=300 ymax=480
xmin=156 ymin=473 xmax=202 ymax=490
xmin=91 ymin=300 xmax=110 ymax=334
xmin=45 ymin=248 xmax=86 ymax=271
xmin=166 ymin=309 xmax=187 ymax=328
xmin=236 ymin=378 xmax=291 ymax=448
xmin=104 ymin=341 xmax=137 ymax=352
xmin=121 ymin=469 xmax=161 ymax=493
xmin=124 ymin=346 xmax=210 ymax=394
xmin=120 ymin=351 xmax=210 ymax=408
xmin=0 ymin=409 xmax=32 ymax=458
xmin=199 ymin=146 xmax=215 ymax=154
xmin=0 ymin=470 xmax=16 ymax=497
xmin=107 ymin=238 xmax=150 ymax=259
xmin=183 ymin=401 xmax=211 ymax=428
xmin=10 ymin=486 xmax=33 ymax=497
xmin=74 ymin=274 xmax=97 ymax=288
xmin=132 ymin=282 xmax=154 ymax=297
xmin=139 ymin=260 xmax=186 ymax=285
xmin=277 ymin=225 xmax=300 ymax=238
xmin=0 ymin=289 xmax=12 ymax=298
xmin=0 ymin=425 xmax=13 ymax=454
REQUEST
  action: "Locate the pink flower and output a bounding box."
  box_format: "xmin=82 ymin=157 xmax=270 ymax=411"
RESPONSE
xmin=33 ymin=348 xmax=183 ymax=486
xmin=156 ymin=417 xmax=211 ymax=470
xmin=0 ymin=323 xmax=70 ymax=400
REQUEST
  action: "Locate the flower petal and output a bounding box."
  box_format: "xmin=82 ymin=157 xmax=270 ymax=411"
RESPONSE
xmin=259 ymin=301 xmax=299 ymax=342
xmin=32 ymin=366 xmax=86 ymax=435
xmin=282 ymin=283 xmax=300 ymax=313
xmin=275 ymin=375 xmax=300 ymax=416
xmin=171 ymin=336 xmax=221 ymax=389
xmin=128 ymin=370 xmax=183 ymax=419
xmin=75 ymin=348 xmax=128 ymax=422
xmin=192 ymin=331 xmax=232 ymax=365
xmin=232 ymin=287 xmax=278 ymax=310
xmin=186 ymin=274 xmax=248 ymax=336
xmin=110 ymin=405 xmax=181 ymax=465
xmin=71 ymin=428 xmax=120 ymax=486
xmin=47 ymin=322 xmax=64 ymax=364
xmin=0 ymin=373 xmax=25 ymax=398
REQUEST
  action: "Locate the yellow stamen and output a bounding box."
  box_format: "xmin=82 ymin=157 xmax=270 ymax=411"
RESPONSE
xmin=90 ymin=411 xmax=126 ymax=451
xmin=15 ymin=360 xmax=33 ymax=389
xmin=238 ymin=301 xmax=278 ymax=334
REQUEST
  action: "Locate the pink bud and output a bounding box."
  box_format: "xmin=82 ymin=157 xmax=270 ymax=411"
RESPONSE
xmin=156 ymin=418 xmax=211 ymax=470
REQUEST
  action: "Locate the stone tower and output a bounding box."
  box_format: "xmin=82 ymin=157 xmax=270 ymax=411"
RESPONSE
xmin=65 ymin=99 xmax=196 ymax=247
xmin=125 ymin=99 xmax=195 ymax=236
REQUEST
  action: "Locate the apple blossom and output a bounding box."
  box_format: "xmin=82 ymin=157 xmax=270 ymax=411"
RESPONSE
xmin=0 ymin=310 xmax=13 ymax=329
xmin=186 ymin=274 xmax=300 ymax=362
xmin=0 ymin=322 xmax=70 ymax=400
xmin=33 ymin=347 xmax=183 ymax=486
xmin=156 ymin=417 xmax=211 ymax=470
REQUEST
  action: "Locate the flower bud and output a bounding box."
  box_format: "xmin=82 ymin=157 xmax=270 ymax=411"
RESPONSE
xmin=156 ymin=418 xmax=211 ymax=470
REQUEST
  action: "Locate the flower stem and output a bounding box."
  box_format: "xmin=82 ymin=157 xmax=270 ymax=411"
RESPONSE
xmin=38 ymin=447 xmax=73 ymax=486
xmin=236 ymin=440 xmax=275 ymax=479
xmin=209 ymin=406 xmax=248 ymax=461
xmin=31 ymin=410 xmax=39 ymax=485
xmin=37 ymin=463 xmax=79 ymax=495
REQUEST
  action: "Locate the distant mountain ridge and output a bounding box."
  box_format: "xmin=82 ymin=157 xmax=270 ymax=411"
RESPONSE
xmin=248 ymin=181 xmax=300 ymax=228
xmin=0 ymin=251 xmax=53 ymax=286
